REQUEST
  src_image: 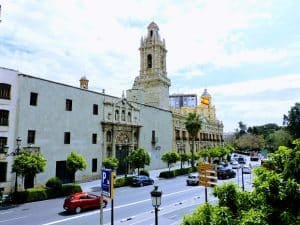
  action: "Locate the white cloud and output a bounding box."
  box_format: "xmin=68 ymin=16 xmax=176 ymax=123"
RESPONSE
xmin=1 ymin=0 xmax=300 ymax=131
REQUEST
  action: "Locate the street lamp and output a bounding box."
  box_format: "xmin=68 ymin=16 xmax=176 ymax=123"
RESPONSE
xmin=150 ymin=186 xmax=162 ymax=225
xmin=14 ymin=137 xmax=22 ymax=193
xmin=241 ymin=164 xmax=245 ymax=191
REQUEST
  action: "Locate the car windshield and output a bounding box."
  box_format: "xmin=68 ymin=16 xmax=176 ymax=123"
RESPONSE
xmin=188 ymin=175 xmax=197 ymax=179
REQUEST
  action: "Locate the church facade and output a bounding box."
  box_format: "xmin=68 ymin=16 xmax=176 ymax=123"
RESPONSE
xmin=0 ymin=22 xmax=222 ymax=192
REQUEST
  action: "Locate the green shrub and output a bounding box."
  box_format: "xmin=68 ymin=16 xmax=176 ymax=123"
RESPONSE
xmin=175 ymin=168 xmax=191 ymax=176
xmin=139 ymin=169 xmax=149 ymax=177
xmin=45 ymin=188 xmax=60 ymax=199
xmin=61 ymin=184 xmax=82 ymax=196
xmin=46 ymin=177 xmax=62 ymax=190
xmin=15 ymin=188 xmax=48 ymax=203
xmin=26 ymin=188 xmax=48 ymax=202
xmin=114 ymin=177 xmax=126 ymax=187
xmin=159 ymin=170 xmax=175 ymax=178
xmin=114 ymin=176 xmax=134 ymax=187
xmin=125 ymin=176 xmax=134 ymax=185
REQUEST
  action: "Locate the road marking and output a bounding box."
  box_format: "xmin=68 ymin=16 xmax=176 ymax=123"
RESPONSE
xmin=0 ymin=210 xmax=14 ymax=215
xmin=0 ymin=215 xmax=28 ymax=223
xmin=42 ymin=187 xmax=197 ymax=225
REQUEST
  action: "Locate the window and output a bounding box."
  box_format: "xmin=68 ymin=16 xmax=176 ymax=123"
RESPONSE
xmin=152 ymin=130 xmax=156 ymax=143
xmin=0 ymin=83 xmax=11 ymax=99
xmin=127 ymin=112 xmax=131 ymax=122
xmin=64 ymin=132 xmax=70 ymax=144
xmin=0 ymin=110 xmax=9 ymax=126
xmin=92 ymin=158 xmax=97 ymax=172
xmin=93 ymin=104 xmax=98 ymax=115
xmin=115 ymin=110 xmax=119 ymax=120
xmin=0 ymin=137 xmax=7 ymax=153
xmin=147 ymin=54 xmax=152 ymax=68
xmin=121 ymin=110 xmax=125 ymax=121
xmin=66 ymin=99 xmax=72 ymax=111
xmin=92 ymin=133 xmax=97 ymax=144
xmin=27 ymin=130 xmax=36 ymax=144
xmin=0 ymin=162 xmax=7 ymax=182
xmin=30 ymin=92 xmax=38 ymax=106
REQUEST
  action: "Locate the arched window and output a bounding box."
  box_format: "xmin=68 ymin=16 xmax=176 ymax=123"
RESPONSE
xmin=133 ymin=132 xmax=138 ymax=143
xmin=0 ymin=83 xmax=11 ymax=100
xmin=106 ymin=131 xmax=112 ymax=143
xmin=147 ymin=54 xmax=152 ymax=68
xmin=115 ymin=110 xmax=119 ymax=121
xmin=0 ymin=110 xmax=9 ymax=126
xmin=127 ymin=112 xmax=131 ymax=122
xmin=121 ymin=110 xmax=125 ymax=121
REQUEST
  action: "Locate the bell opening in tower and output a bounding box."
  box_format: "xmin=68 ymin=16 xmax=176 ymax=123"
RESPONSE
xmin=147 ymin=54 xmax=152 ymax=68
xmin=150 ymin=30 xmax=153 ymax=37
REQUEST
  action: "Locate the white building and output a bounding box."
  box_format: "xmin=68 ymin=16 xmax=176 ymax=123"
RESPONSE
xmin=0 ymin=22 xmax=173 ymax=192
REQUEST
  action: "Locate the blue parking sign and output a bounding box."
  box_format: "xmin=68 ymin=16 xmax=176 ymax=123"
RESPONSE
xmin=101 ymin=169 xmax=114 ymax=198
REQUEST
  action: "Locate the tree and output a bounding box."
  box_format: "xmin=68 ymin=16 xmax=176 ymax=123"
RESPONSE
xmin=102 ymin=157 xmax=119 ymax=170
xmin=267 ymin=129 xmax=293 ymax=152
xmin=185 ymin=112 xmax=202 ymax=168
xmin=161 ymin=151 xmax=180 ymax=171
xmin=126 ymin=148 xmax=150 ymax=175
xmin=12 ymin=151 xmax=46 ymax=189
xmin=283 ymin=103 xmax=300 ymax=138
xmin=235 ymin=133 xmax=265 ymax=151
xmin=66 ymin=151 xmax=87 ymax=182
xmin=237 ymin=121 xmax=247 ymax=137
xmin=179 ymin=153 xmax=189 ymax=169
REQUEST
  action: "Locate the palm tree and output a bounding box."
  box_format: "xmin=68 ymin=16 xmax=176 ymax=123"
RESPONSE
xmin=185 ymin=112 xmax=202 ymax=168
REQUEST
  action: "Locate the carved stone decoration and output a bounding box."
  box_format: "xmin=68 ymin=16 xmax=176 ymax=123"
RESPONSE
xmin=115 ymin=132 xmax=129 ymax=145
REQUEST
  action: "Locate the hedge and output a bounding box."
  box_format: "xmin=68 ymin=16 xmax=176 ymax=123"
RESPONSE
xmin=14 ymin=183 xmax=82 ymax=203
xmin=159 ymin=167 xmax=196 ymax=178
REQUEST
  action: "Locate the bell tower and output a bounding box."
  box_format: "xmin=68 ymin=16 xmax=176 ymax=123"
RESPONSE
xmin=131 ymin=22 xmax=171 ymax=110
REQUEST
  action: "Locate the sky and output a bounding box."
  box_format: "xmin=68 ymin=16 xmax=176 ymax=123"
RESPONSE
xmin=1 ymin=0 xmax=300 ymax=132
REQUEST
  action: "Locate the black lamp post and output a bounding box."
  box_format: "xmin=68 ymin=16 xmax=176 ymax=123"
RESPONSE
xmin=150 ymin=186 xmax=162 ymax=225
xmin=241 ymin=164 xmax=245 ymax=191
xmin=14 ymin=137 xmax=22 ymax=193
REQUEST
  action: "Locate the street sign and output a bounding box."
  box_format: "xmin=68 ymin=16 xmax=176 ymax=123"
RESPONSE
xmin=101 ymin=169 xmax=114 ymax=198
xmin=198 ymin=163 xmax=217 ymax=188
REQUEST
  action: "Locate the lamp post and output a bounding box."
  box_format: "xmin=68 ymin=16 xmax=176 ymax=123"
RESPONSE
xmin=14 ymin=137 xmax=22 ymax=193
xmin=241 ymin=164 xmax=245 ymax=191
xmin=150 ymin=186 xmax=162 ymax=225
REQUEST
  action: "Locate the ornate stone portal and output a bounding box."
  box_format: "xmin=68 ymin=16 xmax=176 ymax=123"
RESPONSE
xmin=101 ymin=96 xmax=141 ymax=175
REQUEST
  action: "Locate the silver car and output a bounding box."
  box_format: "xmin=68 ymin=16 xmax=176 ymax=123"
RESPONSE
xmin=186 ymin=175 xmax=199 ymax=186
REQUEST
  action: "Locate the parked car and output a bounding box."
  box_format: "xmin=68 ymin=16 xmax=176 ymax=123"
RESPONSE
xmin=242 ymin=166 xmax=251 ymax=174
xmin=237 ymin=157 xmax=246 ymax=164
xmin=63 ymin=192 xmax=108 ymax=214
xmin=186 ymin=174 xmax=199 ymax=186
xmin=131 ymin=175 xmax=154 ymax=187
xmin=231 ymin=161 xmax=241 ymax=169
xmin=217 ymin=168 xmax=236 ymax=180
xmin=250 ymin=156 xmax=259 ymax=161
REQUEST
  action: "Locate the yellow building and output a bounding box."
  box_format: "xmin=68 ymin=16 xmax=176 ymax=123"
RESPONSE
xmin=172 ymin=89 xmax=224 ymax=154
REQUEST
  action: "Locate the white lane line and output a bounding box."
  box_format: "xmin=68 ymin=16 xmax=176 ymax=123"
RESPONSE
xmin=42 ymin=188 xmax=197 ymax=225
xmin=0 ymin=210 xmax=15 ymax=215
xmin=0 ymin=215 xmax=28 ymax=223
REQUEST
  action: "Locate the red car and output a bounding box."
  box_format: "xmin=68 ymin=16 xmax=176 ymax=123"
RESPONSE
xmin=63 ymin=192 xmax=108 ymax=214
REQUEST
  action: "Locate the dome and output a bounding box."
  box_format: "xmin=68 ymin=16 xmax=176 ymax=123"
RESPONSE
xmin=201 ymin=88 xmax=211 ymax=98
xmin=80 ymin=76 xmax=88 ymax=81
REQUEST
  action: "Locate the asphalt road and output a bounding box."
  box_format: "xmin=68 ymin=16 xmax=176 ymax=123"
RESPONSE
xmin=0 ymin=168 xmax=254 ymax=225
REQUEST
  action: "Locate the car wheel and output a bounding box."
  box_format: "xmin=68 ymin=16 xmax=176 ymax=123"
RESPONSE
xmin=75 ymin=206 xmax=81 ymax=214
xmin=151 ymin=180 xmax=154 ymax=185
